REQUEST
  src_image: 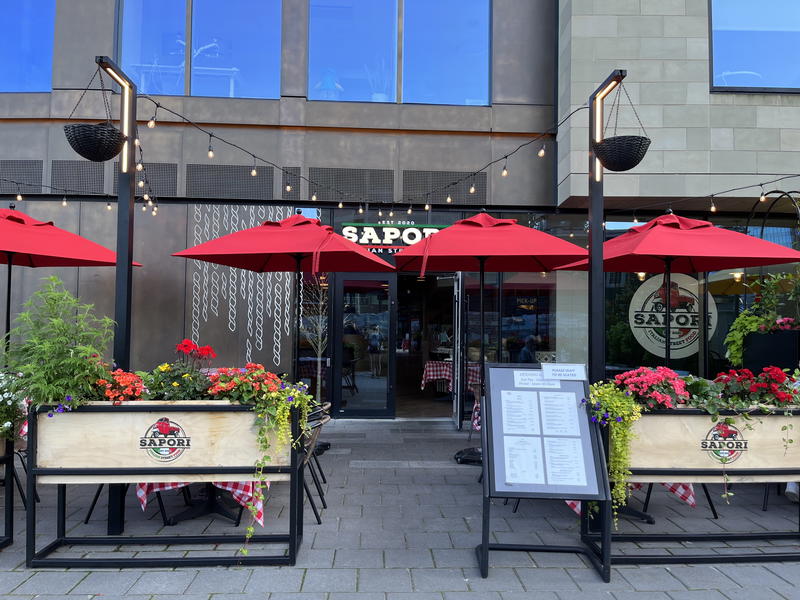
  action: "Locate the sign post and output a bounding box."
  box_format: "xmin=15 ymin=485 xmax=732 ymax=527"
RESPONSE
xmin=477 ymin=364 xmax=612 ymax=582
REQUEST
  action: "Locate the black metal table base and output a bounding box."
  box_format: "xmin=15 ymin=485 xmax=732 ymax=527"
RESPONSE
xmin=165 ymin=483 xmax=243 ymax=526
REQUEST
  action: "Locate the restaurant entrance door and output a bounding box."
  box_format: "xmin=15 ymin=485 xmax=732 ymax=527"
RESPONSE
xmin=332 ymin=274 xmax=396 ymax=417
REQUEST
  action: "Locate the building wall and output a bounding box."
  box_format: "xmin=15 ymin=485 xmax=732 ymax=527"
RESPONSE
xmin=0 ymin=0 xmax=563 ymax=371
xmin=557 ymin=0 xmax=800 ymax=210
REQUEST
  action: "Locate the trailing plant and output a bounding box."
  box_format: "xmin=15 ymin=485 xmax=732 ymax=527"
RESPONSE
xmin=207 ymin=363 xmax=315 ymax=554
xmin=723 ymin=309 xmax=769 ymax=367
xmin=614 ymin=366 xmax=689 ymax=409
xmin=6 ymin=277 xmax=113 ymax=411
xmin=0 ymin=371 xmax=26 ymax=440
xmin=138 ymin=339 xmax=215 ymax=401
xmin=586 ymin=382 xmax=641 ymax=519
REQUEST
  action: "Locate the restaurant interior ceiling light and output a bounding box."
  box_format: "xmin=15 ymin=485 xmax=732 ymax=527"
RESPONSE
xmin=636 ymin=272 xmax=647 ymax=282
xmin=731 ymin=272 xmax=744 ymax=282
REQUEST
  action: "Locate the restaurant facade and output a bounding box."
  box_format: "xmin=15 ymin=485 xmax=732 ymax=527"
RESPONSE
xmin=1 ymin=0 xmax=798 ymax=423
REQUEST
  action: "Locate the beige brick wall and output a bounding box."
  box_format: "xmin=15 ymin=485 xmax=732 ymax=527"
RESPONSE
xmin=557 ymin=0 xmax=800 ymax=209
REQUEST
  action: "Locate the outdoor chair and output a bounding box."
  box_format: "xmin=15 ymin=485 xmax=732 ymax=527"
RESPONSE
xmin=303 ymin=405 xmax=331 ymax=525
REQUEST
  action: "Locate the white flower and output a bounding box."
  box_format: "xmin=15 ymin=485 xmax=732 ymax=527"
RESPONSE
xmin=1 ymin=421 xmax=10 ymax=429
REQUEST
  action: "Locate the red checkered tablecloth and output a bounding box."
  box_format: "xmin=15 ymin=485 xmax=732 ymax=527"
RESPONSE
xmin=420 ymin=361 xmax=481 ymax=392
xmin=566 ymin=482 xmax=696 ymax=514
xmin=135 ymin=481 xmax=267 ymax=526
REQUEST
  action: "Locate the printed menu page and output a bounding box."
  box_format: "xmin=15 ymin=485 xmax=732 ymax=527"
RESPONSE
xmin=543 ymin=437 xmax=587 ymax=486
xmin=503 ymin=435 xmax=545 ymax=485
xmin=539 ymin=391 xmax=579 ymax=436
xmin=501 ymin=390 xmax=540 ymax=435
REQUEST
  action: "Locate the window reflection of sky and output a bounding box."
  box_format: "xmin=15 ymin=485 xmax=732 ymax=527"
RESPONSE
xmin=712 ymin=0 xmax=800 ymax=89
xmin=0 ymin=0 xmax=55 ymax=92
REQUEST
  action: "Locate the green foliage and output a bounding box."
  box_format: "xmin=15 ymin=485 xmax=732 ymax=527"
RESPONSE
xmin=588 ymin=382 xmax=641 ymax=519
xmin=724 ymin=309 xmax=770 ymax=367
xmin=138 ymin=361 xmax=212 ymax=401
xmin=6 ymin=277 xmax=113 ymax=409
xmin=0 ymin=372 xmax=26 ymax=440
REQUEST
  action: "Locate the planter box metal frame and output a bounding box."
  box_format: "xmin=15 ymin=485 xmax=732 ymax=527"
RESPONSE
xmin=25 ymin=402 xmax=304 ymax=568
xmin=1 ymin=439 xmax=12 ymax=550
xmin=584 ymin=408 xmax=800 ymax=565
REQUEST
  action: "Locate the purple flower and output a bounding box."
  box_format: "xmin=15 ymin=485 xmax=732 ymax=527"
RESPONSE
xmin=286 ymin=396 xmax=294 ymax=403
xmin=603 ymin=412 xmax=609 ymax=418
xmin=591 ymin=416 xmax=597 ymax=422
xmin=65 ymin=395 xmax=72 ymax=402
xmin=580 ymin=398 xmax=587 ymax=403
xmin=47 ymin=412 xmax=53 ymax=418
xmin=615 ymin=416 xmax=623 ymax=422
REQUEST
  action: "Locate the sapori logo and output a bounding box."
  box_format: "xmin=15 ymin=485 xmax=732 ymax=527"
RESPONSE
xmin=628 ymin=273 xmax=717 ymax=359
xmin=139 ymin=417 xmax=191 ymax=463
xmin=700 ymin=423 xmax=748 ymax=464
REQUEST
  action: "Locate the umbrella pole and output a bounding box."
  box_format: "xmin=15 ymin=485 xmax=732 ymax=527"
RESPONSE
xmin=664 ymin=258 xmax=673 ymax=368
xmin=293 ymin=255 xmax=302 ymax=382
xmin=478 ymin=257 xmax=486 ymax=399
xmin=3 ymin=253 xmax=12 ymax=364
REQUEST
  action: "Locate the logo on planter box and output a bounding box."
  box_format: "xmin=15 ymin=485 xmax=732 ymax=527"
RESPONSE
xmin=139 ymin=417 xmax=191 ymax=463
xmin=628 ymin=273 xmax=718 ymax=359
xmin=700 ymin=423 xmax=748 ymax=464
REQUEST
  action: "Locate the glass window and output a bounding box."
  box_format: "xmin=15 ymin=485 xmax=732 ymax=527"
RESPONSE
xmin=402 ymin=0 xmax=489 ymax=105
xmin=0 ymin=0 xmax=55 ymax=92
xmin=191 ymin=0 xmax=281 ymax=98
xmin=122 ymin=0 xmax=187 ymax=96
xmin=308 ymin=0 xmax=398 ymax=102
xmin=711 ymin=0 xmax=800 ymax=90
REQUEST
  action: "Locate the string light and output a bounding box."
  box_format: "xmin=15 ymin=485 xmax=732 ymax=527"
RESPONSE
xmin=15 ymin=186 xmax=22 ymax=202
xmin=138 ymin=179 xmax=144 ymax=188
xmin=285 ymin=184 xmax=292 ymax=192
xmin=378 ymin=207 xmax=383 ymax=217
xmin=337 ymin=201 xmax=343 ymax=209
xmin=311 ymin=191 xmax=317 ymax=201
xmin=152 ymin=205 xmax=158 ymax=216
xmin=141 ymin=203 xmax=147 ymax=212
xmin=134 ymin=138 xmax=140 ymax=146
xmin=358 ymin=204 xmax=364 ymax=214
xmin=760 ymin=187 xmax=766 ymax=202
xmin=537 ymin=144 xmax=546 ymax=158
xmin=389 ymin=208 xmax=394 ymax=217
xmin=424 ymin=202 xmax=430 ymax=211
xmin=146 ymin=113 xmax=156 ymax=129
xmin=407 ymin=205 xmax=413 ymax=215
xmin=637 ymin=272 xmax=647 ymax=282
xmin=568 ymin=232 xmax=574 ymax=238
xmin=469 ymin=182 xmax=476 ymax=194
xmin=446 ymin=194 xmax=452 ymax=203
xmin=61 ymin=196 xmax=68 ymax=207
xmin=633 ymin=214 xmax=639 ymax=224
xmin=207 ymin=134 xmax=214 ymax=159
xmin=710 ymin=196 xmax=717 ymax=213
xmin=501 ymin=158 xmax=508 ymax=177
xmin=143 ymin=193 xmax=150 ymax=202
xmin=136 ymin=162 xmax=143 ymax=172
xmin=251 ymin=161 xmax=258 ymax=177
xmin=106 ymin=201 xmax=112 ymax=211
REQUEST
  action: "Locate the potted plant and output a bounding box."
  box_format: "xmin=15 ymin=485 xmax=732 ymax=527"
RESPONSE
xmin=0 ymin=372 xmax=26 ymax=452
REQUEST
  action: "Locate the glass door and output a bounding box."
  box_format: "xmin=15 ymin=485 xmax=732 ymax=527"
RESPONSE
xmin=332 ymin=274 xmax=396 ymax=417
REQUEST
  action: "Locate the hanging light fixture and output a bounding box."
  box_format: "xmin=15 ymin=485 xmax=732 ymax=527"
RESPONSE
xmin=311 ymin=191 xmax=317 ymax=201
xmin=636 ymin=272 xmax=647 ymax=282
xmin=61 ymin=195 xmax=68 ymax=207
xmin=446 ymin=194 xmax=452 ymax=203
xmin=424 ymin=202 xmax=430 ymax=211
xmin=407 ymin=205 xmax=413 ymax=215
xmin=207 ymin=134 xmax=214 ymax=158
xmin=138 ymin=179 xmax=145 ymax=188
xmin=389 ymin=207 xmax=394 ymax=217
xmin=358 ymin=204 xmax=364 ymax=214
xmin=469 ymin=181 xmax=476 ymax=194
xmin=759 ymin=187 xmax=766 ymax=202
xmin=136 ymin=161 xmax=143 ymax=172
xmin=285 ymin=183 xmax=292 ymax=192
xmin=337 ymin=201 xmax=343 ymax=209
xmin=730 ymin=271 xmax=744 ymax=282
xmin=106 ymin=201 xmax=112 ymax=211
xmin=537 ymin=144 xmax=546 ymax=158
xmin=501 ymin=158 xmax=509 ymax=177
xmin=710 ymin=196 xmax=717 ymax=213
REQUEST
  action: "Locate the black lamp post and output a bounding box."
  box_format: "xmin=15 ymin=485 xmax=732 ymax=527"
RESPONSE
xmin=588 ymin=70 xmax=626 ymax=384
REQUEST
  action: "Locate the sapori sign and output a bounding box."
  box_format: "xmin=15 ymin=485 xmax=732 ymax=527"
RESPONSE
xmin=628 ymin=273 xmax=717 ymax=359
xmin=341 ymin=222 xmax=446 ymax=254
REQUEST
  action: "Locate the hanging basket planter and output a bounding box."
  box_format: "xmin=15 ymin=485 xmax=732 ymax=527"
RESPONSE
xmin=592 ymin=135 xmax=651 ymax=172
xmin=64 ymin=123 xmax=126 ymax=162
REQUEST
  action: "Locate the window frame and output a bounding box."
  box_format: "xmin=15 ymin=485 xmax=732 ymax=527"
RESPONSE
xmin=117 ymin=0 xmax=282 ymax=99
xmin=307 ymin=0 xmax=492 ymax=106
xmin=708 ymin=0 xmax=800 ymax=94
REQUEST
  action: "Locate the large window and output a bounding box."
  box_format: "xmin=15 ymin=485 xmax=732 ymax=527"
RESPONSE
xmin=711 ymin=0 xmax=800 ymax=91
xmin=0 ymin=0 xmax=55 ymax=92
xmin=121 ymin=0 xmax=281 ymax=98
xmin=403 ymin=0 xmax=489 ymax=106
xmin=308 ymin=0 xmax=490 ymax=105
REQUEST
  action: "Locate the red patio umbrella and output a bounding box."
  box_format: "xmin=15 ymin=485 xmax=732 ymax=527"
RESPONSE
xmin=558 ymin=213 xmax=800 ymax=364
xmin=394 ymin=212 xmax=588 ymax=398
xmin=1 ymin=208 xmax=138 ymax=354
xmin=174 ymin=213 xmax=394 ymax=377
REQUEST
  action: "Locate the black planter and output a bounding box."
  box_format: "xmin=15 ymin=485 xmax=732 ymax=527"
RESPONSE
xmin=743 ymin=330 xmax=800 ymax=372
xmin=64 ymin=123 xmax=126 ymax=162
xmin=592 ymin=135 xmax=651 ymax=172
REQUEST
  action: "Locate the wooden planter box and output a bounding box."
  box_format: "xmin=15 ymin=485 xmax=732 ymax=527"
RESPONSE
xmin=628 ymin=409 xmax=800 ymax=483
xmin=33 ymin=401 xmax=290 ymax=484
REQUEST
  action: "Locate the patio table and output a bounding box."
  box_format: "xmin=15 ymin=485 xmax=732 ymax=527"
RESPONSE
xmin=136 ymin=481 xmax=265 ymax=526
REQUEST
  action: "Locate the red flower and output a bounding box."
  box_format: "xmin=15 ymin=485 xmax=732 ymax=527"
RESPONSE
xmin=176 ymin=339 xmax=199 ymax=354
xmin=197 ymin=345 xmax=217 ymax=359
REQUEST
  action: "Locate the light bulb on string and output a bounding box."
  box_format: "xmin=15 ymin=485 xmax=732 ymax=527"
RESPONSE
xmin=61 ymin=196 xmax=68 ymax=207
xmin=469 ymin=182 xmax=476 ymax=194
xmin=285 ymin=184 xmax=292 ymax=192
xmin=537 ymin=144 xmax=546 ymax=158
xmin=358 ymin=205 xmax=364 ymax=215
xmin=424 ymin=202 xmax=430 ymax=211
xmin=389 ymin=208 xmax=394 ymax=217
xmin=138 ymin=179 xmax=144 ymax=188
xmin=147 ymin=114 xmax=156 ymax=129
xmin=207 ymin=134 xmax=214 ymax=159
xmin=568 ymin=232 xmax=574 ymax=238
xmin=760 ymin=187 xmax=766 ymax=202
xmin=378 ymin=207 xmax=383 ymax=217
xmin=446 ymin=194 xmax=452 ymax=203
xmin=633 ymin=214 xmax=639 ymax=224
xmin=143 ymin=193 xmax=150 ymax=202
xmin=407 ymin=205 xmax=413 ymax=215
xmin=152 ymin=206 xmax=158 ymax=216
xmin=251 ymin=162 xmax=258 ymax=177
xmin=134 ymin=138 xmax=140 ymax=146
xmin=311 ymin=191 xmax=317 ymax=201
xmin=141 ymin=203 xmax=147 ymax=212
xmin=136 ymin=162 xmax=143 ymax=172
xmin=337 ymin=201 xmax=343 ymax=209
xmin=501 ymin=159 xmax=508 ymax=177
xmin=106 ymin=201 xmax=112 ymax=211
xmin=15 ymin=187 xmax=22 ymax=202
xmin=710 ymin=197 xmax=717 ymax=213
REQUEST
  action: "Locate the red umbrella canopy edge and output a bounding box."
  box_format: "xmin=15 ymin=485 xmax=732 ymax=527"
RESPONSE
xmin=173 ymin=213 xmax=394 ymax=273
xmin=394 ymin=212 xmax=588 ymax=275
xmin=558 ymin=213 xmax=800 ymax=273
xmin=0 ymin=208 xmax=139 ymax=267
